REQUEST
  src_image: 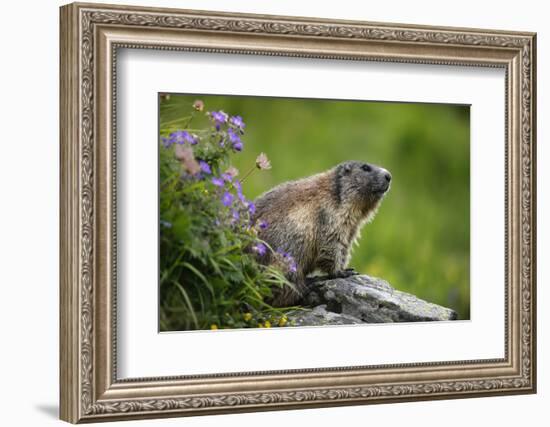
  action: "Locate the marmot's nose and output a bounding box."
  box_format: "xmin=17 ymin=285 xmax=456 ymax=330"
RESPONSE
xmin=383 ymin=171 xmax=392 ymax=182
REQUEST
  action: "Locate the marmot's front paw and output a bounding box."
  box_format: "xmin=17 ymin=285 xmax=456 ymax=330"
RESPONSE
xmin=330 ymin=269 xmax=358 ymax=279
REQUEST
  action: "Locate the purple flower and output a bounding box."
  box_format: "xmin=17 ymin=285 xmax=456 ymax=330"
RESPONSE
xmin=199 ymin=160 xmax=211 ymax=174
xmin=277 ymin=248 xmax=288 ymax=258
xmin=252 ymin=243 xmax=267 ymax=256
xmin=233 ymin=180 xmax=246 ymax=203
xmin=211 ymin=177 xmax=224 ymax=187
xmin=169 ymin=130 xmax=188 ymax=145
xmin=221 ymin=191 xmax=234 ymax=207
xmin=230 ymin=115 xmax=246 ymax=131
xmin=169 ymin=130 xmax=198 ymax=145
xmin=276 ymin=248 xmax=297 ymax=273
xmin=289 ymin=262 xmax=298 ymax=273
xmin=247 ymin=202 xmax=256 ymax=216
xmin=231 ymin=209 xmax=240 ymax=221
xmin=161 ymin=137 xmax=171 ymax=148
xmin=258 ymin=220 xmax=268 ymax=230
xmin=210 ymin=110 xmax=228 ymax=130
xmin=227 ymin=128 xmax=244 ymax=151
xmin=221 ymin=173 xmax=233 ymax=182
xmin=228 ymin=128 xmax=240 ymax=143
xmin=211 ymin=111 xmax=228 ymax=123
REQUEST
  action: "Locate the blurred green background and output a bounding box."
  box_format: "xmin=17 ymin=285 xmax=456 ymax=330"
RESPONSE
xmin=160 ymin=94 xmax=470 ymax=320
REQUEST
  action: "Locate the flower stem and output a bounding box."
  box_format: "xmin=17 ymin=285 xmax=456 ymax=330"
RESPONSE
xmin=239 ymin=165 xmax=256 ymax=184
xmin=160 ymin=114 xmax=193 ymax=126
xmin=182 ymin=111 xmax=196 ymax=128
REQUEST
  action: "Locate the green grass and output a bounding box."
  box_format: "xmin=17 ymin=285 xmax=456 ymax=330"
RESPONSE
xmin=160 ymin=94 xmax=470 ymax=320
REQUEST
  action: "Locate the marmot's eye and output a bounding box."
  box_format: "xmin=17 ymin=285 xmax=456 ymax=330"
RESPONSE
xmin=362 ymin=164 xmax=372 ymax=172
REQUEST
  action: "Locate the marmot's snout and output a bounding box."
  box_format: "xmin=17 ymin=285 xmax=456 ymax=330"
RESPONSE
xmin=352 ymin=162 xmax=391 ymax=197
xmin=371 ymin=164 xmax=392 ymax=195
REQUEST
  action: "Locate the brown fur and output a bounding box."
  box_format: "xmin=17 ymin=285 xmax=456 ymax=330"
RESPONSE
xmin=253 ymin=161 xmax=391 ymax=306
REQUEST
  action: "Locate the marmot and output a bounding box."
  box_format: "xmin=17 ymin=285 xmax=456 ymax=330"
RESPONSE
xmin=253 ymin=160 xmax=391 ymax=307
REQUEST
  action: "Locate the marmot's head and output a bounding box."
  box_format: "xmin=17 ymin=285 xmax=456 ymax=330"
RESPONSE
xmin=333 ymin=160 xmax=392 ymax=210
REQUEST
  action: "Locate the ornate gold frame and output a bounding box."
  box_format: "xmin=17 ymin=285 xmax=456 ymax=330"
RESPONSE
xmin=60 ymin=2 xmax=537 ymax=423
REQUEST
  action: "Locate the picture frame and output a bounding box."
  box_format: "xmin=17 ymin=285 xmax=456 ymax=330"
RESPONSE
xmin=59 ymin=2 xmax=537 ymax=423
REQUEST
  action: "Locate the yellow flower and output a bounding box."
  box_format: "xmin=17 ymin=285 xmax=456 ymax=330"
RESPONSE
xmin=278 ymin=316 xmax=288 ymax=327
xmin=264 ymin=320 xmax=271 ymax=328
xmin=258 ymin=323 xmax=263 ymax=328
xmin=243 ymin=312 xmax=252 ymax=321
xmin=210 ymin=324 xmax=218 ymax=330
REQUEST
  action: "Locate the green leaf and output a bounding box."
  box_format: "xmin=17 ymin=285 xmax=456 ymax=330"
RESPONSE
xmin=172 ymin=280 xmax=199 ymax=329
xmin=181 ymin=262 xmax=215 ymax=299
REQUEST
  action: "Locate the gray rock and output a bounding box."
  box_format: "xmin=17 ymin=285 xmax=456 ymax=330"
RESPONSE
xmin=286 ymin=305 xmax=362 ymax=326
xmin=286 ymin=274 xmax=457 ymax=326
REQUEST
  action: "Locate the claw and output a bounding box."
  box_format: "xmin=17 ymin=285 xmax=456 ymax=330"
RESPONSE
xmin=329 ymin=269 xmax=358 ymax=279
